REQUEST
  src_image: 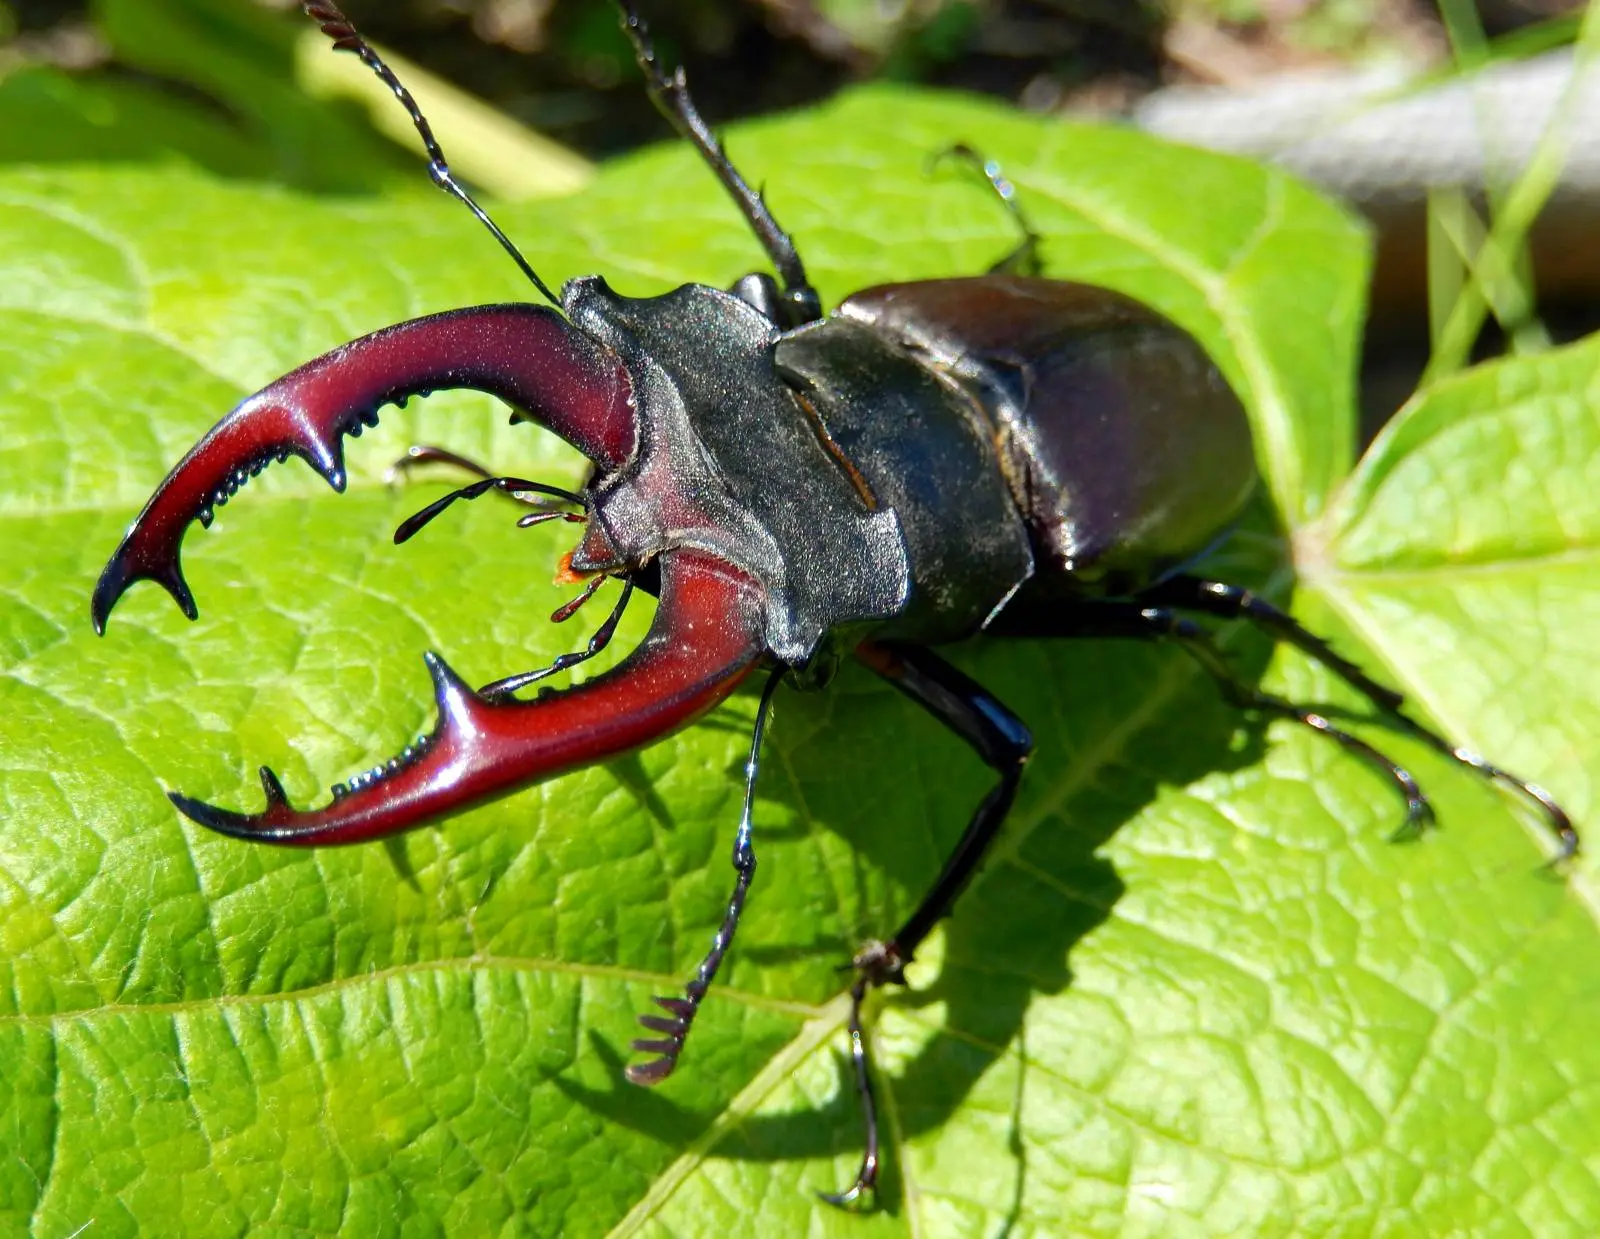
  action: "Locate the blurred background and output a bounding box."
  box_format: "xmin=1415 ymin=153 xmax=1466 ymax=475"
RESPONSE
xmin=2 ymin=0 xmax=1593 ymax=427
xmin=0 ymin=1 xmax=1581 ymax=161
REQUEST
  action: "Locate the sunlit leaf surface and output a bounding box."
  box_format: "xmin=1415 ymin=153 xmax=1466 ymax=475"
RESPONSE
xmin=3 ymin=88 xmax=1597 ymax=1237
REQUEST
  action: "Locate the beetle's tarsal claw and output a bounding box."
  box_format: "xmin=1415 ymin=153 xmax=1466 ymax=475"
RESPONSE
xmin=817 ymin=1182 xmax=873 ymax=1210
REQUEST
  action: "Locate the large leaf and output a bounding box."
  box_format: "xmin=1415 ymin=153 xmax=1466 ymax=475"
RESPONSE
xmin=2 ymin=86 xmax=1597 ymax=1236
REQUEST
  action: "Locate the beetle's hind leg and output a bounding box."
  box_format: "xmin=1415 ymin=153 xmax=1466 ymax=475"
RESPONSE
xmin=1149 ymin=576 xmax=1578 ymax=858
xmin=1100 ymin=605 xmax=1436 ymax=839
xmin=625 ymin=666 xmax=787 ymax=1086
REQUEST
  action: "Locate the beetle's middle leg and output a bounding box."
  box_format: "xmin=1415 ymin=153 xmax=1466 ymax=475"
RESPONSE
xmin=1148 ymin=576 xmax=1577 ymax=857
xmin=932 ymin=143 xmax=1043 ymax=278
xmin=832 ymin=639 xmax=1034 ymax=1207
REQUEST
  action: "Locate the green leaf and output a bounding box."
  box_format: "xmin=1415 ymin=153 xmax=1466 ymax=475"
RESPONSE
xmin=3 ymin=85 xmax=1597 ymax=1236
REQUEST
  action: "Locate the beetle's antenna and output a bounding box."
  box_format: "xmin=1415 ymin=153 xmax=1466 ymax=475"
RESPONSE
xmin=615 ymin=2 xmax=822 ymax=327
xmin=933 ymin=143 xmax=1043 ymax=278
xmin=303 ymin=2 xmax=562 ymax=309
xmin=478 ymin=578 xmax=635 ymax=702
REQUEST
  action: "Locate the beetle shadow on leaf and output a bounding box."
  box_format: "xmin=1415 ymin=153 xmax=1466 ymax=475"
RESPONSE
xmin=603 ymin=750 xmax=680 ymax=833
xmin=556 ymin=622 xmax=1292 ymax=1210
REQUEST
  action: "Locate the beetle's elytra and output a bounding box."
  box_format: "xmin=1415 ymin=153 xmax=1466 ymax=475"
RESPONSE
xmin=90 ymin=0 xmax=1577 ymax=1207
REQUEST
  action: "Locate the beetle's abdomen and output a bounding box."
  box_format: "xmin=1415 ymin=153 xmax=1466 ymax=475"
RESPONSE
xmin=840 ymin=276 xmax=1256 ymax=596
xmin=775 ymin=317 xmax=1034 ymax=644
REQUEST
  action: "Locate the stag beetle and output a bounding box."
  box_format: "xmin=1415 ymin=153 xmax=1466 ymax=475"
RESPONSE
xmin=91 ymin=0 xmax=1577 ymax=1207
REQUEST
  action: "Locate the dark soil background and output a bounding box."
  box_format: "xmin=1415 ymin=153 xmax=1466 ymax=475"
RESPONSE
xmin=5 ymin=1 xmax=1581 ymax=161
xmin=4 ymin=0 xmax=1590 ymax=431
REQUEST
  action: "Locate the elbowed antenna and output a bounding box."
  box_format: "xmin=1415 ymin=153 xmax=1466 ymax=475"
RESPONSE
xmin=302 ymin=1 xmax=562 ymax=309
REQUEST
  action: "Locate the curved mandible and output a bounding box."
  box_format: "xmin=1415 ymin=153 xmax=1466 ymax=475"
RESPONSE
xmin=91 ymin=303 xmax=637 ymax=632
xmin=168 ymin=549 xmax=767 ymax=845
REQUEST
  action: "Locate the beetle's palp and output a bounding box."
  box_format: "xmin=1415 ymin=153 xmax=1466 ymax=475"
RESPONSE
xmin=301 ymin=2 xmax=562 ymax=309
xmin=550 ymin=572 xmax=606 ymax=624
xmin=626 ymin=664 xmax=787 ymax=1086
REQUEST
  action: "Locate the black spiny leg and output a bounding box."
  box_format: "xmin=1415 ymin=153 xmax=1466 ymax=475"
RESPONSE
xmin=828 ymin=640 xmax=1034 ymax=1208
xmin=934 ymin=143 xmax=1043 ymax=277
xmin=1148 ymin=576 xmax=1577 ymax=857
xmin=626 ymin=666 xmax=787 ymax=1085
xmin=1082 ymin=604 xmax=1437 ymax=838
xmin=614 ymin=2 xmax=821 ymax=326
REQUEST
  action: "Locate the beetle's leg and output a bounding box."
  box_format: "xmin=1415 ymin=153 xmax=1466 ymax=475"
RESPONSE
xmin=613 ymin=2 xmax=822 ymax=327
xmin=829 ymin=640 xmax=1033 ymax=1208
xmin=1151 ymin=576 xmax=1578 ymax=857
xmin=626 ymin=665 xmax=787 ymax=1085
xmin=1008 ymin=601 xmax=1435 ymax=836
xmin=1110 ymin=605 xmax=1436 ymax=839
xmin=1147 ymin=577 xmax=1402 ymax=709
xmin=479 ymin=579 xmax=635 ymax=701
xmin=162 ymin=549 xmax=764 ymax=845
xmin=933 ymin=143 xmax=1043 ymax=277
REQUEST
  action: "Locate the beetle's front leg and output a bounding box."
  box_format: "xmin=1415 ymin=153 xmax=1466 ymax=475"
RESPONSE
xmin=830 ymin=639 xmax=1034 ymax=1207
xmin=626 ymin=665 xmax=787 ymax=1084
